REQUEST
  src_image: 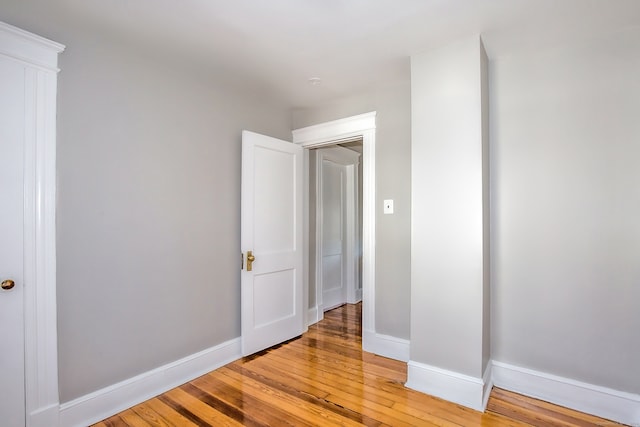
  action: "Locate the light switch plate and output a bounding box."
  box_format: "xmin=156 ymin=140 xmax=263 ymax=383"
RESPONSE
xmin=384 ymin=199 xmax=394 ymax=214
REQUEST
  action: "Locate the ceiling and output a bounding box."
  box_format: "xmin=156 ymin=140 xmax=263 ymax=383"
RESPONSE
xmin=1 ymin=0 xmax=639 ymax=108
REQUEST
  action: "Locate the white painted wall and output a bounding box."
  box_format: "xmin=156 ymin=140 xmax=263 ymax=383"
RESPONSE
xmin=56 ymin=34 xmax=292 ymax=401
xmin=491 ymin=27 xmax=640 ymax=394
xmin=410 ymin=36 xmax=490 ymax=379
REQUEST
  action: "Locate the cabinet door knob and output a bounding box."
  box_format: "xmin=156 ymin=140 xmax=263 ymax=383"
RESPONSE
xmin=1 ymin=279 xmax=15 ymax=290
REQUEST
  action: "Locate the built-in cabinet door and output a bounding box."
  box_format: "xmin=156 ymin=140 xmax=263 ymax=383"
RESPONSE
xmin=0 ymin=21 xmax=63 ymax=427
xmin=0 ymin=54 xmax=26 ymax=427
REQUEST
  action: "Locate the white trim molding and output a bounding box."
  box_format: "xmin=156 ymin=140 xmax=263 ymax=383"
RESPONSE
xmin=363 ymin=330 xmax=410 ymax=362
xmin=0 ymin=22 xmax=64 ymax=72
xmin=293 ymin=112 xmax=377 ymax=350
xmin=405 ymin=361 xmax=493 ymax=412
xmin=292 ymin=112 xmax=376 ymax=146
xmin=492 ymin=361 xmax=640 ymax=426
xmin=0 ymin=21 xmax=65 ymax=427
xmin=59 ymin=338 xmax=242 ymax=427
xmin=307 ymin=306 xmax=321 ymax=327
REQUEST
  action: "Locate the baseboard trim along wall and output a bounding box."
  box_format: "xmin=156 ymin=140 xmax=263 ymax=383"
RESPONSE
xmin=492 ymin=361 xmax=640 ymax=426
xmin=30 ymin=403 xmax=61 ymax=427
xmin=58 ymin=338 xmax=242 ymax=427
xmin=405 ymin=360 xmax=493 ymax=411
xmin=362 ymin=329 xmax=410 ymax=362
xmin=56 ymin=334 xmax=640 ymax=427
xmin=307 ymin=306 xmax=322 ymax=327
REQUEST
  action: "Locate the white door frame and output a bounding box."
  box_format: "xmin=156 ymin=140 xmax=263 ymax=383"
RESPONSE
xmin=292 ymin=112 xmax=376 ymax=345
xmin=0 ymin=22 xmax=63 ymax=427
xmin=315 ymin=146 xmax=361 ymax=315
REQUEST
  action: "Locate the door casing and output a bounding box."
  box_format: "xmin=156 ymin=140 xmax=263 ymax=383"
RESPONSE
xmin=292 ymin=112 xmax=376 ymax=352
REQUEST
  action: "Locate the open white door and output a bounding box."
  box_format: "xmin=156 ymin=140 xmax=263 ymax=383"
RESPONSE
xmin=241 ymin=131 xmax=304 ymax=356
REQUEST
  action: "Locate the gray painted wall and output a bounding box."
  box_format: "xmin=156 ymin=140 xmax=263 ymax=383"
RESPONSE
xmin=293 ymin=76 xmax=412 ymax=340
xmin=491 ymin=28 xmax=640 ymax=393
xmin=56 ymin=35 xmax=292 ymax=402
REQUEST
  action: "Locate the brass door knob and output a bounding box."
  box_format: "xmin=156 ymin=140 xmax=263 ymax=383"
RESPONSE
xmin=246 ymin=251 xmax=256 ymax=272
xmin=1 ymin=279 xmax=15 ymax=290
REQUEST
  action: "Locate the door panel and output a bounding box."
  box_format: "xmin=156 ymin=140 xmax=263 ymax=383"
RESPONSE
xmin=0 ymin=55 xmax=26 ymax=427
xmin=241 ymin=131 xmax=303 ymax=356
xmin=322 ymin=255 xmax=343 ymax=291
xmin=253 ymin=269 xmax=295 ymax=327
xmin=254 ymin=146 xmax=296 ymax=253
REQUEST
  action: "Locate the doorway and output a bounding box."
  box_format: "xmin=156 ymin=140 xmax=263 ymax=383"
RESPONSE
xmin=310 ymin=142 xmax=363 ymax=319
xmin=292 ymin=111 xmax=377 ymax=353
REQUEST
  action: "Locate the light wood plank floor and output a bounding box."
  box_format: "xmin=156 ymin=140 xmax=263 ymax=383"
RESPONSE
xmin=95 ymin=304 xmax=623 ymax=426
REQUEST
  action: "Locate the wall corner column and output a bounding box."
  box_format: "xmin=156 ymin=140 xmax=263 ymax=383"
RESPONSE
xmin=408 ymin=34 xmax=491 ymax=411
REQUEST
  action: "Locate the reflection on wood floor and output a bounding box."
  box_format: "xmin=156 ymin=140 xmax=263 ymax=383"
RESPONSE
xmin=95 ymin=303 xmax=622 ymax=426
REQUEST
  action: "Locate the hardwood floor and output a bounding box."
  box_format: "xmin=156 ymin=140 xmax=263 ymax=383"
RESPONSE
xmin=95 ymin=304 xmax=622 ymax=426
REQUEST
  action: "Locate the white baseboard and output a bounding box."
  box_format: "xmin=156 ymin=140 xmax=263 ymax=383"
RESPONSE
xmin=29 ymin=403 xmax=60 ymax=427
xmin=58 ymin=338 xmax=241 ymax=427
xmin=53 ymin=331 xmax=640 ymax=426
xmin=362 ymin=329 xmax=410 ymax=362
xmin=405 ymin=360 xmax=492 ymax=412
xmin=482 ymin=362 xmax=494 ymax=410
xmin=492 ymin=361 xmax=640 ymax=426
xmin=347 ymin=288 xmax=363 ymax=304
xmin=307 ymin=306 xmax=321 ymax=326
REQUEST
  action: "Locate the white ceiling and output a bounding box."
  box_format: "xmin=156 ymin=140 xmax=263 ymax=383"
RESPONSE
xmin=2 ymin=0 xmax=639 ymax=108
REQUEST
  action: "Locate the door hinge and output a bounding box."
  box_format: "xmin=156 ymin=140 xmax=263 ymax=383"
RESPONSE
xmin=241 ymin=252 xmax=244 ymax=270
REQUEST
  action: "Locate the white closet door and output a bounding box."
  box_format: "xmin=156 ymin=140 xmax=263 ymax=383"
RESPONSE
xmin=0 ymin=54 xmax=26 ymax=427
xmin=0 ymin=22 xmax=63 ymax=427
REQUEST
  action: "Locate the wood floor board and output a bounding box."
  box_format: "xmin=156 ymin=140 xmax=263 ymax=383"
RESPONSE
xmin=243 ymin=353 xmax=401 ymax=411
xmin=191 ymin=373 xmax=316 ymax=427
xmin=94 ymin=303 xmax=624 ymax=427
xmin=264 ymin=346 xmax=392 ymax=386
xmin=94 ymin=414 xmax=130 ymax=427
xmin=490 ymin=387 xmax=607 ymax=424
xmin=487 ymin=388 xmax=620 ymax=427
xmin=129 ymin=402 xmax=175 ymax=427
xmin=278 ymin=347 xmax=406 ymax=386
xmin=137 ymin=399 xmax=198 ymax=427
xmin=244 ymin=351 xmax=399 ymax=409
xmin=227 ymin=358 xmax=335 ymax=402
xmin=212 ymin=366 xmax=334 ymax=425
xmin=255 ymin=350 xmax=410 ymax=408
xmin=216 ymin=366 xmax=368 ymax=426
xmin=118 ymin=409 xmax=154 ymax=427
xmin=160 ymin=388 xmax=243 ymax=426
xmin=278 ymin=340 xmax=406 ymax=383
